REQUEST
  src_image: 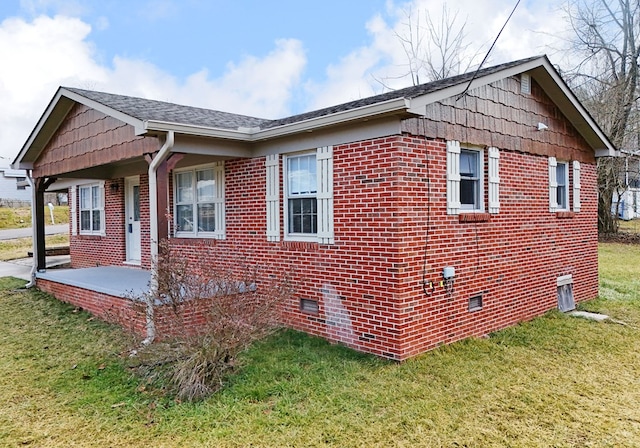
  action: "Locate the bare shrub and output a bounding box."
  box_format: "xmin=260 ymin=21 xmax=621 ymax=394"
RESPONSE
xmin=132 ymin=240 xmax=292 ymax=401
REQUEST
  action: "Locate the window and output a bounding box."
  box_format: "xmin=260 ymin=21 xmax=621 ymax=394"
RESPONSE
xmin=281 ymin=147 xmax=334 ymax=244
xmin=549 ymin=158 xmax=580 ymax=213
xmin=174 ymin=163 xmax=225 ymax=239
xmin=286 ymin=153 xmax=317 ymax=234
xmin=79 ymin=183 xmax=104 ymax=235
xmin=16 ymin=177 xmax=26 ymax=190
xmin=556 ymin=162 xmax=569 ymax=210
xmin=460 ymin=149 xmax=481 ymax=210
xmin=447 ymin=141 xmax=495 ymax=215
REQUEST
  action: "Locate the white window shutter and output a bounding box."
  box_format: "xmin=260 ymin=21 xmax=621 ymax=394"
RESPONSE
xmin=98 ymin=181 xmax=106 ymax=236
xmin=446 ymin=141 xmax=461 ymax=215
xmin=549 ymin=157 xmax=558 ymax=212
xmin=213 ymin=161 xmax=226 ymax=239
xmin=317 ymin=146 xmax=334 ymax=244
xmin=573 ymin=161 xmax=581 ymax=212
xmin=488 ymin=147 xmax=500 ymax=214
xmin=265 ymin=154 xmax=280 ymax=241
xmin=70 ymin=186 xmax=77 ymax=236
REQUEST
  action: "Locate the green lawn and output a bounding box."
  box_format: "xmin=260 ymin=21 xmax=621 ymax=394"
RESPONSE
xmin=0 ymin=243 xmax=639 ymax=446
xmin=0 ymin=206 xmax=69 ymax=230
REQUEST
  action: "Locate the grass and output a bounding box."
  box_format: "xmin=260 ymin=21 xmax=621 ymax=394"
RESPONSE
xmin=0 ymin=244 xmax=639 ymax=446
xmin=0 ymin=234 xmax=69 ymax=261
xmin=618 ymin=217 xmax=640 ymax=234
xmin=0 ymin=205 xmax=70 ymax=260
xmin=0 ymin=206 xmax=69 ymax=230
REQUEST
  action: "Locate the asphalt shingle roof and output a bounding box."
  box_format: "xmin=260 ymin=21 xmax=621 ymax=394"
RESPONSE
xmin=65 ymin=56 xmax=542 ymax=132
xmin=64 ymin=87 xmax=269 ymax=130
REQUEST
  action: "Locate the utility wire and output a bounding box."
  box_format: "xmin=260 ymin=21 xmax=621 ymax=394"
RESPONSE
xmin=456 ymin=0 xmax=522 ymax=101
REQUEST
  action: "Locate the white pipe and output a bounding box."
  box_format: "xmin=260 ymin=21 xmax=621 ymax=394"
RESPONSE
xmin=25 ymin=171 xmax=37 ymax=288
xmin=143 ymin=130 xmax=174 ymax=344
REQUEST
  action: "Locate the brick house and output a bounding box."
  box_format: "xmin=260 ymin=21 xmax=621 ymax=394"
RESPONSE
xmin=13 ymin=55 xmax=616 ymax=360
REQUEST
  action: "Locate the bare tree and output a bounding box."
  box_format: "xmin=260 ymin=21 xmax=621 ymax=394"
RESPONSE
xmin=564 ymin=0 xmax=640 ymax=232
xmin=384 ymin=4 xmax=479 ymax=87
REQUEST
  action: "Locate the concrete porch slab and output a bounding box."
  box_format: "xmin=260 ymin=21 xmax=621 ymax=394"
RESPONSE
xmin=36 ymin=265 xmax=151 ymax=299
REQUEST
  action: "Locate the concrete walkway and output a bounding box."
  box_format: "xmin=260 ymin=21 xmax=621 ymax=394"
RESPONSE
xmin=0 ymin=255 xmax=71 ymax=281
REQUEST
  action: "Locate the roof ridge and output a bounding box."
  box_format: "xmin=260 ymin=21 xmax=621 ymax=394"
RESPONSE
xmin=62 ymin=55 xmax=545 ymax=131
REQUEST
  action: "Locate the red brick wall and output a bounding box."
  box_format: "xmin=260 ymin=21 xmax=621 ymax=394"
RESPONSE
xmin=36 ymin=278 xmax=217 ymax=339
xmin=158 ymin=135 xmax=598 ymax=360
xmin=69 ymin=176 xmax=151 ymax=269
xmin=62 ymin=136 xmax=599 ymax=361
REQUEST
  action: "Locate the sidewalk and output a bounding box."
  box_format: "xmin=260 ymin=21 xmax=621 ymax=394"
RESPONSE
xmin=0 ymin=255 xmax=71 ymax=282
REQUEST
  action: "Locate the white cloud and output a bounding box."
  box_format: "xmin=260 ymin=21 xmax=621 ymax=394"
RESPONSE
xmin=0 ymin=14 xmax=306 ymax=161
xmin=0 ymin=1 xmax=575 ymax=163
xmin=0 ymin=14 xmax=105 ymax=161
xmin=301 ymin=0 xmax=571 ymax=111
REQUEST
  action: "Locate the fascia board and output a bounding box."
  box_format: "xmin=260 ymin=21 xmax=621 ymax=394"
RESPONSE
xmin=143 ymin=121 xmax=254 ymax=140
xmin=12 ymin=89 xmax=72 ymax=168
xmin=13 ymin=87 xmax=146 ymax=169
xmin=60 ymin=88 xmax=145 ymax=130
xmin=252 ymin=97 xmax=412 ymax=140
xmin=407 ymin=58 xmax=549 ymax=114
xmin=408 ymin=56 xmax=616 ymax=157
xmin=532 ymin=59 xmax=617 ymax=157
xmin=143 ymin=97 xmax=412 ymax=142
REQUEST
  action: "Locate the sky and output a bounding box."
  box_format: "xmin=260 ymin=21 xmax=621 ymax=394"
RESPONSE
xmin=0 ymin=0 xmax=573 ymax=163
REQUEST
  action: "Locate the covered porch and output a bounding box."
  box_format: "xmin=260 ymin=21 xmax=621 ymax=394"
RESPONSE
xmin=37 ymin=265 xmax=151 ymax=299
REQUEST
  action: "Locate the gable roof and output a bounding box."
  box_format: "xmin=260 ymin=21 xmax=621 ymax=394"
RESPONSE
xmin=13 ymin=55 xmax=617 ymax=169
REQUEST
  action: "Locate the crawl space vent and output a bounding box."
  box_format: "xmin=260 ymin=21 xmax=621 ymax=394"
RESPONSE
xmin=300 ymin=298 xmax=319 ymax=315
xmin=468 ymin=295 xmax=483 ymax=311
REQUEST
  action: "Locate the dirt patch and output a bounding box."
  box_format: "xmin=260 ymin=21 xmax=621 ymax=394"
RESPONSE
xmin=599 ymin=231 xmax=640 ymax=244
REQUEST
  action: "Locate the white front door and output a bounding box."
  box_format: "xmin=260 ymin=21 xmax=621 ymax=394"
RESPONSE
xmin=125 ymin=176 xmax=141 ymax=263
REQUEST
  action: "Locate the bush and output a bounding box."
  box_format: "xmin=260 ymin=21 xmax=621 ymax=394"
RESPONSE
xmin=131 ymin=241 xmax=292 ymax=401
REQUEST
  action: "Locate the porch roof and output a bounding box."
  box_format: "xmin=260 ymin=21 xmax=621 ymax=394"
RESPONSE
xmin=37 ymin=266 xmax=151 ymax=299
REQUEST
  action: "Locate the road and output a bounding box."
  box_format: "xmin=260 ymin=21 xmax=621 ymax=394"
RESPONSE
xmin=0 ymin=224 xmax=68 ymax=240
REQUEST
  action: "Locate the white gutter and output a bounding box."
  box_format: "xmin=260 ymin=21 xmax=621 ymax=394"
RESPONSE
xmin=144 ymin=130 xmax=174 ymax=344
xmin=142 ymin=97 xmax=412 ymax=141
xmin=25 ymin=171 xmax=37 ymax=288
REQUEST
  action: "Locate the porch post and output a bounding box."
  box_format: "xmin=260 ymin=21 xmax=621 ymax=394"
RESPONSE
xmin=34 ymin=178 xmax=47 ymax=271
xmin=156 ymin=160 xmax=169 ymax=242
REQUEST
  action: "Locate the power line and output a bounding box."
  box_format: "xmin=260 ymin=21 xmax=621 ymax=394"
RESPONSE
xmin=456 ymin=0 xmax=522 ymax=101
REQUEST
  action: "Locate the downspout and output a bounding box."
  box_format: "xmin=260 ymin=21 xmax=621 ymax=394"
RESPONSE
xmin=25 ymin=170 xmax=37 ymax=288
xmin=143 ymin=130 xmax=174 ymax=344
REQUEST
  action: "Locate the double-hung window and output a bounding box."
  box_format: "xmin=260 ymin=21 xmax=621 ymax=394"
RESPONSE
xmin=556 ymin=162 xmax=569 ymax=210
xmin=460 ymin=149 xmax=482 ymax=210
xmin=174 ymin=163 xmax=225 ymax=239
xmin=549 ymin=157 xmax=580 ymax=213
xmin=447 ymin=141 xmax=493 ymax=214
xmin=79 ymin=183 xmax=104 ymax=235
xmin=276 ymin=147 xmax=334 ymax=244
xmin=286 ymin=153 xmax=318 ymax=236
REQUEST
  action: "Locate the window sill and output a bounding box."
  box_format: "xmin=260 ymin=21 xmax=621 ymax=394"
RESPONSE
xmin=174 ymin=232 xmax=225 ymax=240
xmin=459 ymin=213 xmax=491 ymax=223
xmin=77 ymin=233 xmax=104 ymax=238
xmin=280 ymin=240 xmax=320 ymax=251
xmin=556 ymin=211 xmax=575 ymax=219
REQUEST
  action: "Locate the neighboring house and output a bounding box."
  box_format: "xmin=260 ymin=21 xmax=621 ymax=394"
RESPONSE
xmin=0 ymin=165 xmax=31 ymax=205
xmin=13 ymin=55 xmax=616 ymax=360
xmin=613 ymin=152 xmax=640 ymax=220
